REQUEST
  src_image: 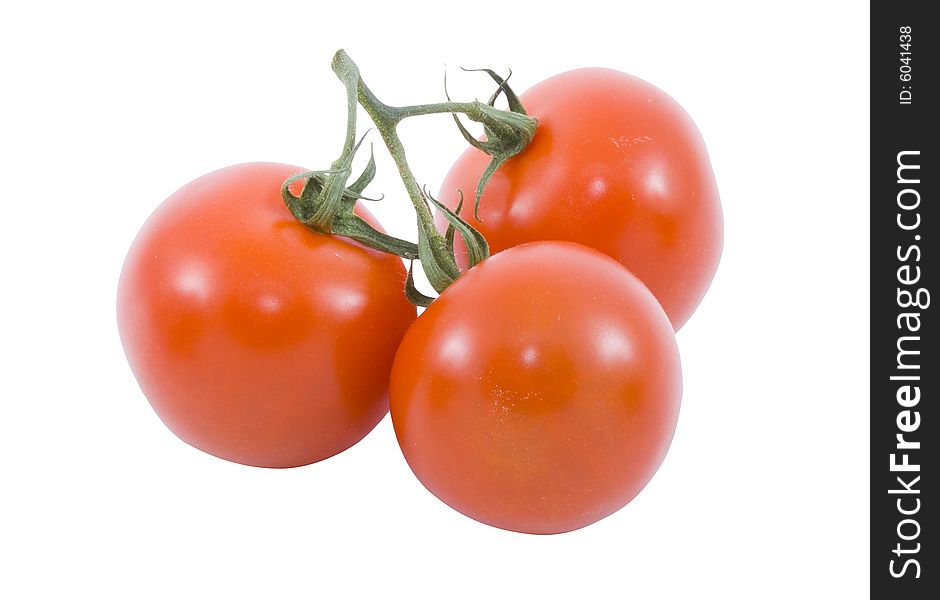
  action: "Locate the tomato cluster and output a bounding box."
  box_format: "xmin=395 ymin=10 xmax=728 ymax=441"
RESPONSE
xmin=118 ymin=57 xmax=721 ymax=534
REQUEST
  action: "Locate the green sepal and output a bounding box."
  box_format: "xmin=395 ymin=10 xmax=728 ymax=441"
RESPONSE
xmin=348 ymin=143 xmax=377 ymax=195
xmin=416 ymin=205 xmax=463 ymax=293
xmin=425 ymin=190 xmax=489 ymax=270
xmin=444 ymin=190 xmax=465 ymax=254
xmin=463 ymin=67 xmax=527 ymax=115
xmin=404 ymin=262 xmax=434 ymax=307
xmin=446 ymin=70 xmax=537 ymax=220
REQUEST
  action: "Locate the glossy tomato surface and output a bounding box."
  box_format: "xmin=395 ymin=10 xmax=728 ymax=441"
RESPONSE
xmin=390 ymin=242 xmax=682 ymax=534
xmin=117 ymin=163 xmax=416 ymax=468
xmin=438 ymin=68 xmax=723 ymax=330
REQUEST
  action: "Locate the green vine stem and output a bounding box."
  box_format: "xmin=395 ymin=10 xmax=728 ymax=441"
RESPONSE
xmin=280 ymin=54 xmax=420 ymax=260
xmin=281 ymin=50 xmax=537 ymax=305
xmin=331 ymin=49 xmax=537 ymax=298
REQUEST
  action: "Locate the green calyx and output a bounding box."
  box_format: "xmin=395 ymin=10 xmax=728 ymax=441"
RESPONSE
xmin=280 ymin=52 xmax=419 ymax=260
xmin=447 ymin=68 xmax=535 ymax=220
xmin=281 ymin=164 xmax=419 ymax=261
xmin=281 ymin=49 xmax=538 ymax=306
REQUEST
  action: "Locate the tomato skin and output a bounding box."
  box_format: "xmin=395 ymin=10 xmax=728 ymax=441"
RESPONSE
xmin=117 ymin=163 xmax=416 ymax=468
xmin=389 ymin=242 xmax=681 ymax=534
xmin=438 ymin=68 xmax=723 ymax=330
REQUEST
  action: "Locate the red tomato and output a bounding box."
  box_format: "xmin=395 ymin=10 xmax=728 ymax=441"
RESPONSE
xmin=389 ymin=242 xmax=682 ymax=534
xmin=117 ymin=163 xmax=416 ymax=468
xmin=438 ymin=68 xmax=723 ymax=330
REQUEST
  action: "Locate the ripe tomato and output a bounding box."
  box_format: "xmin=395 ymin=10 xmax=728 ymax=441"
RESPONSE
xmin=389 ymin=242 xmax=682 ymax=534
xmin=117 ymin=163 xmax=416 ymax=468
xmin=438 ymin=68 xmax=723 ymax=330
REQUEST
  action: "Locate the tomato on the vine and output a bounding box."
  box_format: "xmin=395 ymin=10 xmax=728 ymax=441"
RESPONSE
xmin=438 ymin=68 xmax=723 ymax=330
xmin=117 ymin=162 xmax=416 ymax=468
xmin=389 ymin=242 xmax=682 ymax=534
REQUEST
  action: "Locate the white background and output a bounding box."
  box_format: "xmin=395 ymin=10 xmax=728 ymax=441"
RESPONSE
xmin=1 ymin=1 xmax=869 ymax=598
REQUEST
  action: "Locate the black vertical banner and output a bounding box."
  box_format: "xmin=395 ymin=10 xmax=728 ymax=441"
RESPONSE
xmin=872 ymin=2 xmax=935 ymax=595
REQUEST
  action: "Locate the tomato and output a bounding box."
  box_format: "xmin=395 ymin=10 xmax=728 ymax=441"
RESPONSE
xmin=438 ymin=68 xmax=723 ymax=330
xmin=117 ymin=163 xmax=416 ymax=468
xmin=389 ymin=242 xmax=681 ymax=534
